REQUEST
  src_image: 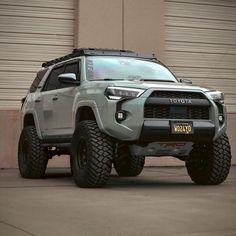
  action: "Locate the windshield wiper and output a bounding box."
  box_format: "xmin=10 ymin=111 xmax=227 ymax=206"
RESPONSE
xmin=93 ymin=78 xmax=124 ymax=81
xmin=92 ymin=78 xmax=175 ymax=82
xmin=139 ymin=79 xmax=175 ymax=83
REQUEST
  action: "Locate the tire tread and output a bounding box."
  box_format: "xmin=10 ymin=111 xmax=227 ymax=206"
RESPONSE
xmin=18 ymin=126 xmax=48 ymax=178
xmin=72 ymin=121 xmax=113 ymax=188
xmin=186 ymin=133 xmax=231 ymax=185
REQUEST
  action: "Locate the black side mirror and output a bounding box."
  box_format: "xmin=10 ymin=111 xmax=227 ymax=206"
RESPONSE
xmin=58 ymin=73 xmax=80 ymax=85
xmin=179 ymin=78 xmax=192 ymax=84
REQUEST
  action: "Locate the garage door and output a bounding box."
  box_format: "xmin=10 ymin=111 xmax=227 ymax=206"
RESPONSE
xmin=165 ymin=0 xmax=236 ymax=112
xmin=0 ymin=0 xmax=75 ymax=109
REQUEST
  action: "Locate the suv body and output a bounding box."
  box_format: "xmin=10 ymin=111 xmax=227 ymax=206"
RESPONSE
xmin=18 ymin=48 xmax=231 ymax=187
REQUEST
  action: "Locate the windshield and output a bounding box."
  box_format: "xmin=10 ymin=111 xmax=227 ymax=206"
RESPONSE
xmin=86 ymin=56 xmax=177 ymax=82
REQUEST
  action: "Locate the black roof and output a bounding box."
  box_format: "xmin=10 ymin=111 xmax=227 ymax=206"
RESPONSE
xmin=42 ymin=48 xmax=157 ymax=68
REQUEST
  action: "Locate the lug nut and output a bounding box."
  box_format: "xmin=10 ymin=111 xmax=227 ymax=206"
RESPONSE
xmin=219 ymin=115 xmax=224 ymax=123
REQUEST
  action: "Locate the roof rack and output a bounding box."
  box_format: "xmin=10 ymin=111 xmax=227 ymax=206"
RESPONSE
xmin=42 ymin=48 xmax=157 ymax=68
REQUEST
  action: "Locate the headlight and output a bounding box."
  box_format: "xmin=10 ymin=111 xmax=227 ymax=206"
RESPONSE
xmin=105 ymin=87 xmax=145 ymax=100
xmin=207 ymin=91 xmax=224 ymax=104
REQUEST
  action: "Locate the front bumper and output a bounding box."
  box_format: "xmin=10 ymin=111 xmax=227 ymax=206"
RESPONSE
xmin=97 ymin=89 xmax=226 ymax=142
xmin=139 ymin=120 xmax=215 ymax=142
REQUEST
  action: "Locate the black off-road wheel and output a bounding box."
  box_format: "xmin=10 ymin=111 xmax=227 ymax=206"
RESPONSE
xmin=18 ymin=126 xmax=48 ymax=178
xmin=114 ymin=144 xmax=145 ymax=177
xmin=71 ymin=120 xmax=113 ymax=188
xmin=186 ymin=133 xmax=231 ymax=185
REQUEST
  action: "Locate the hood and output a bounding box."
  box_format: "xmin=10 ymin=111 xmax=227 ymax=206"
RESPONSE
xmin=107 ymin=80 xmax=213 ymax=93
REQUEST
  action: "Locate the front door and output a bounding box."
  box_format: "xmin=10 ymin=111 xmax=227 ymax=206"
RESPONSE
xmin=36 ymin=60 xmax=80 ymax=137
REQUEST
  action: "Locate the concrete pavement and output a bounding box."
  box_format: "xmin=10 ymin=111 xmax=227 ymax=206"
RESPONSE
xmin=0 ymin=166 xmax=236 ymax=236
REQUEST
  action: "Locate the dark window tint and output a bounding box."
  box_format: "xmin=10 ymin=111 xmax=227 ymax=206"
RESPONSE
xmin=44 ymin=66 xmax=64 ymax=91
xmin=64 ymin=62 xmax=79 ymax=76
xmin=60 ymin=62 xmax=80 ymax=88
xmin=29 ymin=69 xmax=48 ymax=93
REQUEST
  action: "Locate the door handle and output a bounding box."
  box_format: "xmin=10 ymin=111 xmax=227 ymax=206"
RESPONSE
xmin=52 ymin=96 xmax=58 ymax=101
xmin=35 ymin=98 xmax=41 ymax=103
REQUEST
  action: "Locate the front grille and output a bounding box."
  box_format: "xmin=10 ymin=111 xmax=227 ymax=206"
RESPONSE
xmin=144 ymin=105 xmax=209 ymax=119
xmin=144 ymin=91 xmax=209 ymax=120
xmin=150 ymin=91 xmax=204 ymax=99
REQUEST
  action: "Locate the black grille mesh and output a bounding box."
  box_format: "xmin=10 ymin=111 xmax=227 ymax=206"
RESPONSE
xmin=144 ymin=91 xmax=209 ymax=120
xmin=144 ymin=105 xmax=209 ymax=119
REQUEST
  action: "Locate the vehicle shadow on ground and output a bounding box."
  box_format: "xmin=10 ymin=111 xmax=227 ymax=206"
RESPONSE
xmin=44 ymin=168 xmax=194 ymax=189
xmin=45 ymin=171 xmax=72 ymax=178
xmin=107 ymin=175 xmax=194 ymax=189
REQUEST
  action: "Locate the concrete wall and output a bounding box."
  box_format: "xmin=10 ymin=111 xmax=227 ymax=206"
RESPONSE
xmin=78 ymin=0 xmax=165 ymax=62
xmin=77 ymin=0 xmax=123 ymax=50
xmin=123 ymin=0 xmax=165 ymax=61
xmin=0 ymin=111 xmax=21 ymax=168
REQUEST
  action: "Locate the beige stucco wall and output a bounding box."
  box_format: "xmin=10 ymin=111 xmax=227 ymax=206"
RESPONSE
xmin=0 ymin=111 xmax=21 ymax=168
xmin=123 ymin=0 xmax=165 ymax=62
xmin=77 ymin=0 xmax=165 ymax=62
xmin=77 ymin=0 xmax=123 ymax=49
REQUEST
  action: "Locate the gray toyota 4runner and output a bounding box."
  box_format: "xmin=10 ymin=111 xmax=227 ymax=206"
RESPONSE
xmin=18 ymin=48 xmax=232 ymax=188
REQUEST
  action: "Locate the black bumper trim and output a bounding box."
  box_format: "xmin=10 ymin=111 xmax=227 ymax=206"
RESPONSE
xmin=139 ymin=120 xmax=215 ymax=142
xmin=42 ymin=135 xmax=72 ymax=144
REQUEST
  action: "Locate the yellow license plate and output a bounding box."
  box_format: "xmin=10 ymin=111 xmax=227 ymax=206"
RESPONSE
xmin=171 ymin=122 xmax=193 ymax=134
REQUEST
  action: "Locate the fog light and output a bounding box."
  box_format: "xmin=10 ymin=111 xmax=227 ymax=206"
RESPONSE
xmin=219 ymin=115 xmax=224 ymax=123
xmin=116 ymin=110 xmax=127 ymax=122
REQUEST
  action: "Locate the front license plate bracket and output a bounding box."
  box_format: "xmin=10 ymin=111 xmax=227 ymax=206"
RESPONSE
xmin=171 ymin=121 xmax=194 ymax=134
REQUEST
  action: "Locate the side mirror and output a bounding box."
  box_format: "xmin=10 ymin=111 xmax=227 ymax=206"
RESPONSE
xmin=58 ymin=73 xmax=80 ymax=85
xmin=179 ymin=78 xmax=192 ymax=84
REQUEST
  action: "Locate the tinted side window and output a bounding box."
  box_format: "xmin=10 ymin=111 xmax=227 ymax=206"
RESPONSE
xmin=59 ymin=62 xmax=80 ymax=89
xmin=43 ymin=66 xmax=64 ymax=91
xmin=64 ymin=62 xmax=79 ymax=77
xmin=29 ymin=68 xmax=48 ymax=93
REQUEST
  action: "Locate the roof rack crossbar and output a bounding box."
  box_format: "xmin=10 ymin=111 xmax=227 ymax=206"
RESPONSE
xmin=42 ymin=48 xmax=157 ymax=68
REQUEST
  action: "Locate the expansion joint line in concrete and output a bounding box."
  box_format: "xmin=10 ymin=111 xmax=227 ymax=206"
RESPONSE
xmin=0 ymin=219 xmax=36 ymax=236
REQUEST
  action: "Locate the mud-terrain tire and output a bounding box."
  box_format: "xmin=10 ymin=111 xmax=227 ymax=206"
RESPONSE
xmin=18 ymin=126 xmax=48 ymax=178
xmin=71 ymin=120 xmax=113 ymax=188
xmin=186 ymin=133 xmax=231 ymax=185
xmin=114 ymin=144 xmax=145 ymax=177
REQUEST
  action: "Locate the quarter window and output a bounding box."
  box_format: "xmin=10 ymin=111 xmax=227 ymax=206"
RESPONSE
xmin=29 ymin=68 xmax=48 ymax=93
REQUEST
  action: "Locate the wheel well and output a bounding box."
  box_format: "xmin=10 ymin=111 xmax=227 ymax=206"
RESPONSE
xmin=24 ymin=113 xmax=35 ymax=127
xmin=76 ymin=106 xmax=96 ymax=124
